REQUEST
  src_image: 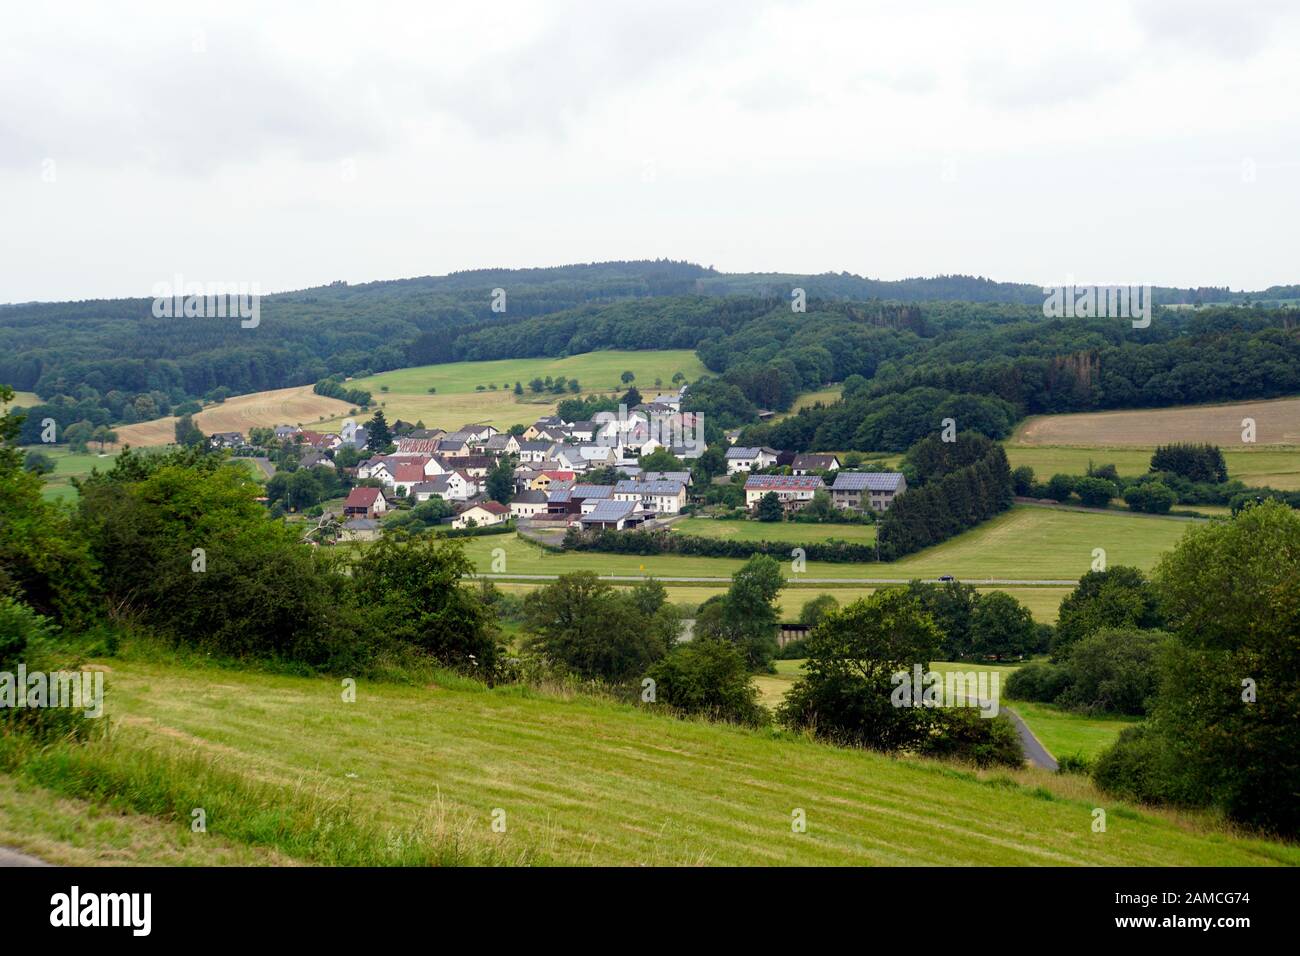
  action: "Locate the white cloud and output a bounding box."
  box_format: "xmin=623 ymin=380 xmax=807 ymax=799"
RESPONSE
xmin=2 ymin=0 xmax=1298 ymax=300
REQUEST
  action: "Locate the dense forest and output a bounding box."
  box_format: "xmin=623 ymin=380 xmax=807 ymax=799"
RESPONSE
xmin=2 ymin=259 xmax=1298 ymax=445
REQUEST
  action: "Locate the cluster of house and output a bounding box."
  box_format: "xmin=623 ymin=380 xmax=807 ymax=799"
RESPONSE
xmin=334 ymin=391 xmax=703 ymax=537
xmin=728 ymin=449 xmax=907 ymax=513
xmin=250 ymin=386 xmax=906 ymax=540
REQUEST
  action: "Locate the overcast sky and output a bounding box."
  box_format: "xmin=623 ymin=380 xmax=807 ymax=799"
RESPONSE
xmin=3 ymin=0 xmax=1299 ymax=303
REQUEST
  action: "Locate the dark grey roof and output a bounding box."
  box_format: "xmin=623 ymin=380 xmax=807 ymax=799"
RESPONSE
xmin=832 ymin=472 xmax=904 ymax=492
xmin=615 ymin=479 xmax=684 ymax=495
xmin=511 ymin=490 xmax=548 ymax=504
xmin=581 ymin=499 xmax=636 ymax=523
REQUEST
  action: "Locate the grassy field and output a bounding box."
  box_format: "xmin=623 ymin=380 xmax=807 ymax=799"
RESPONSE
xmin=1006 ymin=396 xmax=1300 ymax=490
xmin=15 ymin=654 xmax=1292 ymax=866
xmin=475 ymin=506 xmax=1192 ymax=582
xmin=1014 ymin=396 xmax=1300 ymax=447
xmin=1002 ymin=700 xmax=1141 ymax=762
xmin=103 ymin=350 xmax=708 ymax=448
xmin=316 ymin=349 xmax=708 ymax=433
xmin=21 ymin=446 xmax=117 ymax=502
xmin=772 ymin=385 xmax=843 ymax=422
xmin=671 ymin=517 xmax=877 ymax=544
xmin=0 ymin=773 xmax=292 ymax=866
xmin=2 ymin=390 xmax=40 ymax=408
xmin=111 ymin=386 xmax=355 ymax=449
xmin=1004 ymin=444 xmax=1300 ymax=491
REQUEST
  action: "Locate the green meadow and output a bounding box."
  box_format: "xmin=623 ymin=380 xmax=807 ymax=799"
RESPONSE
xmin=466 ymin=506 xmax=1194 ymax=582
xmin=1004 ymin=444 xmax=1300 ymax=492
xmin=3 ymin=655 xmax=1291 ymax=866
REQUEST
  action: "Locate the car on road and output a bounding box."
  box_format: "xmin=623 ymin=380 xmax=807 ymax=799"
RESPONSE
xmin=937 ymin=574 xmax=956 ymax=582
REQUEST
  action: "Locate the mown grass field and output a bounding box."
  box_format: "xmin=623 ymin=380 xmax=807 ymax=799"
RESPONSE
xmin=0 ymin=773 xmax=291 ymax=866
xmin=111 ymin=385 xmax=355 ymax=449
xmin=1003 ymin=700 xmax=1141 ymax=762
xmin=316 ymin=349 xmax=708 ymax=433
xmin=1003 ymin=445 xmax=1300 ymax=491
xmin=17 ymin=655 xmax=1293 ymax=866
xmin=1013 ymin=396 xmax=1300 ymax=447
xmin=477 ymin=506 xmax=1192 ymax=582
xmin=671 ymin=517 xmax=877 ymax=544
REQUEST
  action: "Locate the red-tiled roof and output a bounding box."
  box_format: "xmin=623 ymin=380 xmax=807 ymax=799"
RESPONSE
xmin=345 ymin=487 xmax=383 ymax=507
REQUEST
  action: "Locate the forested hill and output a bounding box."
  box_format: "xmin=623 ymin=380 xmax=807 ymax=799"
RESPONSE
xmin=3 ymin=258 xmax=1299 ymax=444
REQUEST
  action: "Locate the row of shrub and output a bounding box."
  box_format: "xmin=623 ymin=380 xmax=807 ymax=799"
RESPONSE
xmin=562 ymin=527 xmax=878 ymax=563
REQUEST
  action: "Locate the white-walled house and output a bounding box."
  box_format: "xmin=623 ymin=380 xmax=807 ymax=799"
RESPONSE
xmin=613 ymin=479 xmax=686 ymax=514
xmin=725 ymin=446 xmax=779 ymax=474
xmin=743 ymin=474 xmax=824 ymax=511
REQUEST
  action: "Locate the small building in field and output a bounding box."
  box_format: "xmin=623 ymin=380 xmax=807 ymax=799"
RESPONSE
xmin=613 ymin=479 xmax=687 ymax=515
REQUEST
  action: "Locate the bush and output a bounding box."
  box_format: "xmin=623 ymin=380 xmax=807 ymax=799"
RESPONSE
xmin=1056 ymin=627 xmax=1170 ymax=715
xmin=916 ymin=709 xmax=1024 ymax=768
xmin=1005 ymin=661 xmax=1070 ymax=703
xmin=1092 ymin=724 xmax=1185 ymax=805
xmin=1074 ymin=476 xmax=1117 ymax=508
xmin=1123 ymin=481 xmax=1175 ymax=514
xmin=1046 ymin=474 xmax=1075 ymax=503
xmin=644 ymin=639 xmax=767 ymax=726
xmin=1011 ymin=466 xmax=1035 ymax=496
xmin=0 ymin=596 xmax=55 ymax=669
xmin=798 ymin=594 xmax=839 ymax=628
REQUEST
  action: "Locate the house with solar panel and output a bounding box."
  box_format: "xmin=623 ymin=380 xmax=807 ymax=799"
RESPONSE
xmin=830 ymin=472 xmax=907 ymax=512
xmin=743 ymin=474 xmax=824 ymax=512
xmin=579 ymin=498 xmax=646 ymax=531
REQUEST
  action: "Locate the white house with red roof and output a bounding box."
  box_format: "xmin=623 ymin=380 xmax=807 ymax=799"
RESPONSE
xmin=343 ymin=487 xmax=390 ymax=519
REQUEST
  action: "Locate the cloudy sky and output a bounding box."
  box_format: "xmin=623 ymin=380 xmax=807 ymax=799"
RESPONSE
xmin=3 ymin=0 xmax=1299 ymax=302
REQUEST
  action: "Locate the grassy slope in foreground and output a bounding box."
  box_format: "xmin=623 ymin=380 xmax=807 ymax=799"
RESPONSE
xmin=79 ymin=658 xmax=1297 ymax=865
xmin=0 ymin=773 xmax=292 ymax=866
xmin=466 ymin=506 xmax=1193 ymax=580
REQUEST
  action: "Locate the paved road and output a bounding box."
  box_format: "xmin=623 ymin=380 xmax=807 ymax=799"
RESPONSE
xmin=476 ymin=573 xmax=1078 ymax=585
xmin=1002 ymin=707 xmax=1058 ymax=771
xmin=0 ymin=847 xmax=48 ymax=867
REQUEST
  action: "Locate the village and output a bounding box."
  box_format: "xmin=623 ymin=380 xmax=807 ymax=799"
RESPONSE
xmin=209 ymin=385 xmax=907 ymax=543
